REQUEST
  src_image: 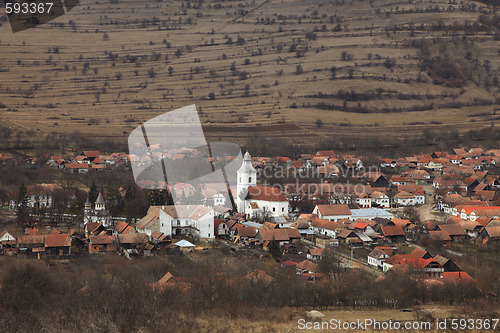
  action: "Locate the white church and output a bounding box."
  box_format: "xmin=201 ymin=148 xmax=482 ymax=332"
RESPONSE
xmin=84 ymin=192 xmax=112 ymax=227
xmin=236 ymin=152 xmax=289 ymax=219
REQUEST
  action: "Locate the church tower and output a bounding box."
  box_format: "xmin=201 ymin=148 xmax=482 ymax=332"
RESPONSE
xmin=84 ymin=197 xmax=92 ymax=223
xmin=236 ymin=151 xmax=257 ymax=213
xmin=95 ymin=192 xmax=106 ymax=211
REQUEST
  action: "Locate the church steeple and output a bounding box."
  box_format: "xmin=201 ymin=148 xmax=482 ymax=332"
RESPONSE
xmin=84 ymin=197 xmax=92 ymax=214
xmin=236 ymin=151 xmax=257 ymax=213
xmin=94 ymin=192 xmax=106 ymax=211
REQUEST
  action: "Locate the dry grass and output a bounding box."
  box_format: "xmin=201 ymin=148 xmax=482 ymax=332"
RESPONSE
xmin=0 ymin=0 xmax=499 ymax=146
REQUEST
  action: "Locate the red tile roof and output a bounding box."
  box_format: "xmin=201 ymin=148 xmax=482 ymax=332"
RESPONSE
xmin=235 ymin=225 xmax=257 ymax=238
xmin=44 ymin=234 xmax=71 ymax=247
xmin=259 ymin=229 xmax=290 ymax=242
xmin=90 ymin=235 xmax=116 ymax=245
xmin=440 ymin=272 xmax=473 ymax=284
xmin=82 ymin=151 xmax=101 ymax=158
xmin=315 ymin=204 xmax=351 ymax=216
xmin=65 ymin=162 xmax=89 ymax=169
xmin=85 ymin=222 xmax=103 ymax=233
xmin=311 ymin=218 xmax=339 ymax=230
xmin=115 ymin=221 xmax=129 ymax=233
xmin=381 ymin=225 xmax=406 ymax=237
xmin=296 ymin=259 xmax=318 ymax=273
xmin=391 ymin=218 xmax=411 ymax=227
xmin=308 ymin=248 xmax=324 ymax=256
xmin=437 ymin=224 xmax=467 ymax=236
xmin=429 ymin=230 xmax=452 ymax=241
xmin=285 ymin=228 xmax=301 ymax=239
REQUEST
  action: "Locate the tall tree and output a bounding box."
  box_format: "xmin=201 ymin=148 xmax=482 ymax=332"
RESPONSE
xmin=88 ymin=181 xmax=98 ymax=203
xmin=16 ymin=183 xmax=29 ymax=225
xmin=268 ymin=238 xmax=282 ymax=262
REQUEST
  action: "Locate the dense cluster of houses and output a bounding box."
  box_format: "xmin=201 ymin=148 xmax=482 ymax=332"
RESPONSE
xmin=2 ymin=146 xmax=500 ymax=287
xmin=0 ymin=221 xmax=201 ymax=258
xmin=48 ymin=150 xmax=131 ymax=173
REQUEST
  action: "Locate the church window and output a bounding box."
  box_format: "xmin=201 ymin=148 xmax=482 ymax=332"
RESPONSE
xmin=273 ymin=207 xmax=276 ymax=212
xmin=248 ymin=177 xmax=252 ymax=182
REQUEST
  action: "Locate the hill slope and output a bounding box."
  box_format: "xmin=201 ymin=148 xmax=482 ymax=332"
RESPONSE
xmin=0 ymin=0 xmax=499 ymax=147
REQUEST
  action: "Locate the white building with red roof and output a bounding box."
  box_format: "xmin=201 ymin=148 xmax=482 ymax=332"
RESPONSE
xmin=236 ymin=152 xmax=289 ymax=219
xmin=136 ymin=205 xmax=215 ymax=239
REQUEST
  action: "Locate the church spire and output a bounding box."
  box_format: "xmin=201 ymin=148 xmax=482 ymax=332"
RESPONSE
xmin=94 ymin=191 xmax=106 ymax=211
xmin=236 ymin=151 xmax=257 ymax=213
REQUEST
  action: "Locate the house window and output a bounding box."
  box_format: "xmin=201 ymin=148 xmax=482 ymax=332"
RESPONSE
xmin=282 ymin=207 xmax=284 ymax=212
xmin=273 ymin=207 xmax=276 ymax=212
xmin=248 ymin=177 xmax=252 ymax=182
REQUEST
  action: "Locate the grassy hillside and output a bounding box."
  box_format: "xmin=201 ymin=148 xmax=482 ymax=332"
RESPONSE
xmin=0 ymin=0 xmax=499 ymax=148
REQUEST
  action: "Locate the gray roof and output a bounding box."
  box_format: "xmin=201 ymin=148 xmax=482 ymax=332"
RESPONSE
xmin=350 ymin=208 xmax=393 ymax=219
xmin=242 ymin=221 xmax=262 ymax=229
xmin=354 ymin=231 xmax=373 ymax=242
xmin=95 ymin=192 xmax=106 ymax=204
xmin=175 ymin=239 xmax=195 ymax=247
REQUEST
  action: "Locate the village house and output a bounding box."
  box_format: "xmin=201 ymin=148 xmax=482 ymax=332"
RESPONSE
xmin=9 ymin=183 xmax=64 ymax=209
xmin=296 ymin=259 xmax=319 ymax=276
xmin=367 ymin=248 xmax=390 ymax=270
xmin=309 ymin=218 xmax=339 ymax=238
xmin=233 ymin=225 xmax=257 ymax=244
xmin=437 ymin=224 xmax=467 ymax=241
xmin=17 ymin=228 xmax=44 ymax=256
xmin=312 ymin=204 xmax=352 ymax=222
xmin=478 ymin=226 xmax=500 ymax=243
xmin=434 ymin=255 xmax=461 ymax=272
xmin=380 ymin=158 xmax=397 ymax=168
xmin=380 ymin=225 xmax=406 ymax=243
xmin=370 ymin=191 xmax=390 ymax=208
xmin=352 ymin=193 xmax=372 ymax=208
xmin=398 ymin=258 xmax=444 ymax=277
xmin=150 ymin=231 xmax=169 ymax=247
xmin=336 ymin=229 xmax=361 ymax=245
xmin=428 ymin=231 xmax=452 ymax=248
xmin=383 ymin=255 xmax=444 ymax=277
xmin=0 ymin=230 xmax=16 ymax=245
xmin=89 ymin=235 xmax=118 ymax=253
xmin=393 ymin=191 xmax=418 ymax=207
xmin=306 ymin=248 xmax=325 ymax=262
xmin=136 ymin=205 xmax=215 ymax=240
xmin=44 ymin=233 xmax=71 ymax=257
xmin=64 ymin=161 xmax=89 ymax=173
xmin=117 ymin=233 xmax=149 ymax=255
xmin=256 ymin=228 xmax=291 ymax=248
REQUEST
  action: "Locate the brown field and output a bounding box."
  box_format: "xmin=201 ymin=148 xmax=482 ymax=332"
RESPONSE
xmin=0 ymin=0 xmax=499 ymax=147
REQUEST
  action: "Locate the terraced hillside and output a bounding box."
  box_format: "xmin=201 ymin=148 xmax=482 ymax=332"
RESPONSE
xmin=0 ymin=0 xmax=499 ymax=147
